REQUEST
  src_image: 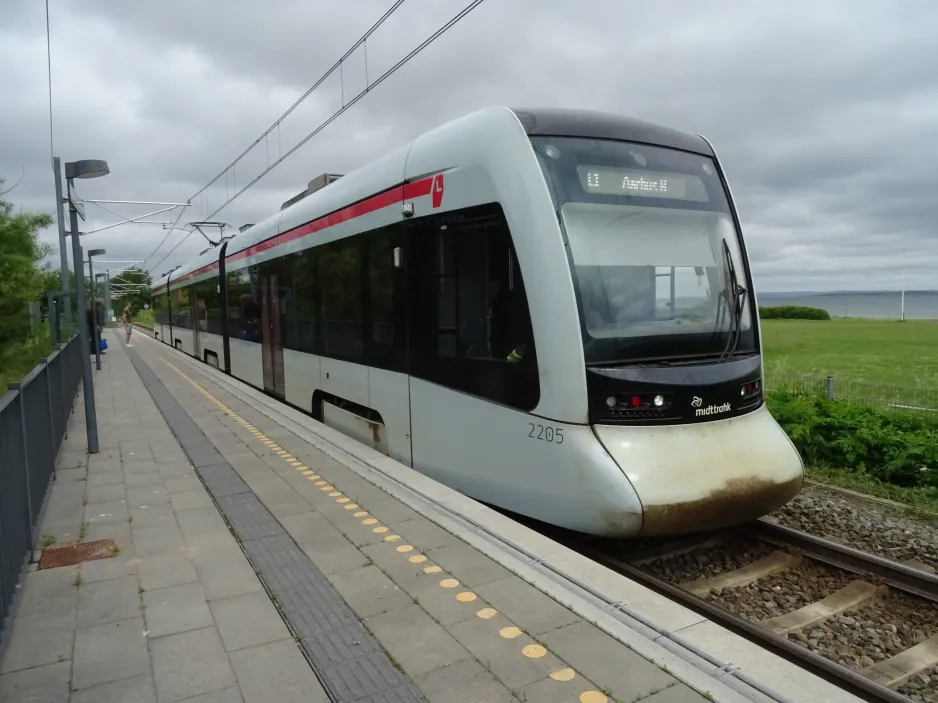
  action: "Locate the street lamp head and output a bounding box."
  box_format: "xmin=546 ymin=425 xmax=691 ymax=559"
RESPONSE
xmin=88 ymin=248 xmax=107 ymax=257
xmin=65 ymin=159 xmax=110 ymax=180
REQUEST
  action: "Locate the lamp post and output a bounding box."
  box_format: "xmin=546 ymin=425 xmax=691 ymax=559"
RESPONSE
xmin=65 ymin=158 xmax=109 ymax=455
xmin=87 ymin=248 xmax=107 ymax=371
xmin=52 ymin=157 xmax=72 ymax=333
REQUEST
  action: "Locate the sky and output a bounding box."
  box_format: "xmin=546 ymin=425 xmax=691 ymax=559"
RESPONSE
xmin=2 ymin=0 xmax=937 ymax=292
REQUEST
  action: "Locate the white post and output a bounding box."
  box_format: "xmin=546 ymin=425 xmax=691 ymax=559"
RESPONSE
xmin=901 ymin=289 xmax=906 ymax=322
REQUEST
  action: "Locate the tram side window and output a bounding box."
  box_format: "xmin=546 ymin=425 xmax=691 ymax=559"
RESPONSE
xmin=173 ymin=287 xmax=191 ymax=330
xmin=291 ymin=249 xmax=319 ymax=355
xmin=364 ymin=233 xmax=405 ymax=370
xmin=154 ymin=292 xmax=169 ymax=325
xmin=320 ymin=239 xmax=364 ymax=361
xmin=408 ymin=202 xmax=539 ymax=411
xmin=226 ymin=268 xmax=260 ymax=343
xmin=192 ymin=277 xmax=222 ymax=335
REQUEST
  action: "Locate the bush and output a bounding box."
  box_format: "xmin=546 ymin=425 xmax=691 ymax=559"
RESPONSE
xmin=767 ymin=390 xmax=938 ymax=488
xmin=759 ymin=305 xmax=831 ymax=320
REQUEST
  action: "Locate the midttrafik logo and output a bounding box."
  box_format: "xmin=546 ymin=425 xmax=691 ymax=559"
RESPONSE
xmin=692 ymin=396 xmax=732 ymax=416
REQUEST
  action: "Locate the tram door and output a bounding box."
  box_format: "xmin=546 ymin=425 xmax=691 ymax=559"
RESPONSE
xmin=259 ymin=273 xmax=286 ymax=396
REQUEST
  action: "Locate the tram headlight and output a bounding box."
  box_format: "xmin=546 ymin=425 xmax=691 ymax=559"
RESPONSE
xmin=653 ymin=395 xmax=665 ymax=407
xmin=606 ymin=396 xmax=617 ymax=409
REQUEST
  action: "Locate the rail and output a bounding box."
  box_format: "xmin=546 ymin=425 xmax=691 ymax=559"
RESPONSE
xmin=545 ymin=517 xmax=938 ymax=703
xmin=0 ymin=334 xmax=83 ymax=658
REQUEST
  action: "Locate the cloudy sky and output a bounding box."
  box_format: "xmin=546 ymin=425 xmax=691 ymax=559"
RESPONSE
xmin=3 ymin=0 xmax=936 ymax=291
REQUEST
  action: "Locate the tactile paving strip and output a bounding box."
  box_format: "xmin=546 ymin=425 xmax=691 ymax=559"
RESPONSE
xmin=127 ymin=348 xmax=427 ymax=703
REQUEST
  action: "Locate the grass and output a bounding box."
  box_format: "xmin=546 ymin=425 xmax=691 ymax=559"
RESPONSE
xmin=0 ymin=327 xmax=54 ymax=390
xmin=761 ymin=318 xmax=938 ymax=388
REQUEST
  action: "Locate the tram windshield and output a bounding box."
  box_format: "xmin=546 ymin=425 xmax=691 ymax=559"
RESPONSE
xmin=532 ymin=136 xmax=757 ymax=364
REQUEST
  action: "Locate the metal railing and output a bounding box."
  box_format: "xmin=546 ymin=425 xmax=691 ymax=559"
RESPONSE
xmin=765 ymin=370 xmax=938 ymax=414
xmin=0 ymin=333 xmax=83 ymax=646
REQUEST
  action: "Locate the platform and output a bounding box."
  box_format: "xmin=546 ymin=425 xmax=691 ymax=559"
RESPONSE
xmin=0 ymin=329 xmax=863 ymax=703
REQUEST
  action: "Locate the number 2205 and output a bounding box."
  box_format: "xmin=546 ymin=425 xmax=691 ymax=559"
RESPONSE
xmin=528 ymin=423 xmax=563 ymax=444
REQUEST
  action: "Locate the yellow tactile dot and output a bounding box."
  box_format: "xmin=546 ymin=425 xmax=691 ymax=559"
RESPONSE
xmin=499 ymin=626 xmax=522 ymax=639
xmin=291 ymin=461 xmax=304 ymax=467
xmin=384 ymin=535 xmax=401 ymax=542
xmin=550 ymin=668 xmax=576 ymax=682
xmin=522 ymin=644 xmax=547 ymax=659
xmin=580 ymin=693 xmax=607 ymax=703
xmin=337 ymin=498 xmax=350 ymax=504
xmin=373 ymin=526 xmax=389 ymax=534
xmin=302 ymin=470 xmax=315 ymax=475
xmin=456 ymin=592 xmax=477 ymax=602
xmin=420 ymin=562 xmax=437 ymax=570
xmin=395 ymin=545 xmax=413 ymax=552
xmin=320 ymin=486 xmax=333 ymax=491
xmin=281 ymin=455 xmax=295 ymax=461
xmin=307 ymin=476 xmax=320 ymax=481
xmin=345 ymin=504 xmax=358 ymax=510
xmin=329 ymin=492 xmax=342 ymax=497
xmin=476 ymin=607 xmax=497 ymax=619
xmin=277 ymin=451 xmax=289 ymax=456
xmin=440 ymin=578 xmax=459 ymax=589
xmin=363 ymin=518 xmax=377 ymax=525
xmin=354 ymin=511 xmax=368 ymax=517
xmin=315 ymin=481 xmax=326 ymax=486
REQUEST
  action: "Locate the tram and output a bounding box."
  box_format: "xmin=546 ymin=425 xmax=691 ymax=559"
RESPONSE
xmin=150 ymin=106 xmax=804 ymax=537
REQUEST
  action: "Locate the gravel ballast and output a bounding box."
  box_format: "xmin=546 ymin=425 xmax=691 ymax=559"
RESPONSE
xmin=770 ymin=484 xmax=938 ymax=572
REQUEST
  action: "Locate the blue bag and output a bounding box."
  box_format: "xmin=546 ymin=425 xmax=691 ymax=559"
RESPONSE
xmin=100 ymin=337 xmax=108 ymax=352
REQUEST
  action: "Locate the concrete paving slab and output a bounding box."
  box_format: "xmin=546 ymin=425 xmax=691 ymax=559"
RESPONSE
xmin=195 ymin=553 xmax=264 ymax=601
xmin=541 ymin=621 xmax=678 ymax=700
xmin=143 ymin=582 xmax=214 ymax=638
xmin=210 ymin=592 xmax=292 ymax=652
xmin=132 ymin=523 xmax=186 ymax=556
xmin=171 ymin=488 xmax=215 ymax=512
xmin=138 ymin=552 xmax=198 ymax=591
xmin=0 ymin=606 xmax=75 ymax=674
xmin=474 ymin=576 xmax=581 ymax=637
xmin=76 ymin=575 xmax=141 ymax=627
xmin=328 ymin=565 xmax=414 ymax=619
xmin=86 ymin=483 xmax=127 ymax=505
xmin=423 ymin=543 xmax=511 ymax=589
xmin=364 ymin=604 xmax=471 ymax=677
xmin=13 ymin=565 xmax=79 ymax=616
xmin=412 ymin=658 xmax=515 ymax=703
xmin=150 ymin=626 xmax=238 ymax=703
xmin=72 ymin=616 xmax=150 ymax=691
xmin=70 ymin=674 xmax=158 ymax=703
xmin=229 ymin=639 xmax=331 ymax=703
xmin=446 ymin=612 xmax=568 ymax=689
xmin=0 ymin=659 xmax=71 ymax=703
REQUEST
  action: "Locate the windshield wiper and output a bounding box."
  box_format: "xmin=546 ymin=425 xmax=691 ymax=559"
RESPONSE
xmin=718 ymin=238 xmax=747 ymax=363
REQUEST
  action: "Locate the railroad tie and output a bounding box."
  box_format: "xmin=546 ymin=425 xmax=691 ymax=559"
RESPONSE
xmin=860 ymin=633 xmax=938 ymax=689
xmin=680 ymin=551 xmax=802 ymax=597
xmin=761 ymin=580 xmax=888 ymax=636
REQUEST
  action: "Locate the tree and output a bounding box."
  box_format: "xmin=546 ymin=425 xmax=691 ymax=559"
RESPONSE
xmin=0 ymin=178 xmax=54 ymax=346
xmin=108 ymin=266 xmax=152 ymax=316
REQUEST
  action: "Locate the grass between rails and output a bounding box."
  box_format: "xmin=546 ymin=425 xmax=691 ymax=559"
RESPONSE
xmin=761 ymin=318 xmax=938 ymax=388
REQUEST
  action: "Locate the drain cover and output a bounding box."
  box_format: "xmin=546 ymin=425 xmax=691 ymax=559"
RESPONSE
xmin=38 ymin=539 xmax=119 ymax=570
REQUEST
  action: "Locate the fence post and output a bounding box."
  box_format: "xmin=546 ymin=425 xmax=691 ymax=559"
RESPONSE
xmin=41 ymin=358 xmax=57 ymax=481
xmin=826 ymin=375 xmax=835 ymax=401
xmin=59 ymin=342 xmax=68 ymax=440
xmin=7 ymin=382 xmax=34 ymax=543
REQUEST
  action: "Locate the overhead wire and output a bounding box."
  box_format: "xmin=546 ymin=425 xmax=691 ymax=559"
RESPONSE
xmin=150 ymin=0 xmax=486 ymax=275
xmin=143 ymin=0 xmax=410 ymax=272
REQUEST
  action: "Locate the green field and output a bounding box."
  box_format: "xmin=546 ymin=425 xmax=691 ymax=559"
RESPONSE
xmin=761 ymin=318 xmax=938 ymax=388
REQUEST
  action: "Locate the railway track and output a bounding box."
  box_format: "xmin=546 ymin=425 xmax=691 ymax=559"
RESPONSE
xmin=555 ymin=518 xmax=938 ymax=703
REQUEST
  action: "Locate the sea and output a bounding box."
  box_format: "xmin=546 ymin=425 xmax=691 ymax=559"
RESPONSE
xmin=758 ymin=291 xmax=938 ymax=320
